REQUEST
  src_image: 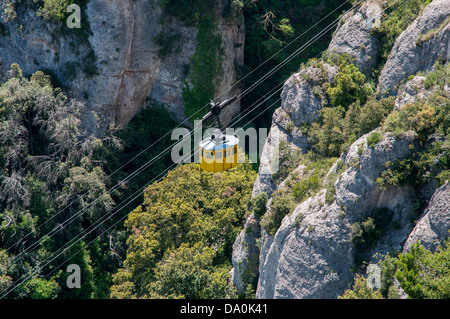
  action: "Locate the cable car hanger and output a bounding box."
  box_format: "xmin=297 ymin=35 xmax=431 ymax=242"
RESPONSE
xmin=201 ymin=95 xmax=238 ymax=132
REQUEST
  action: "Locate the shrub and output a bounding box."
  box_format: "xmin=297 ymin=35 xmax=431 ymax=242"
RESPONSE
xmin=326 ymin=58 xmax=373 ymax=109
xmin=383 ymin=101 xmax=438 ymax=141
xmin=339 ymin=274 xmax=384 ymax=299
xmin=308 ymin=106 xmax=346 ymax=157
xmin=293 ymin=174 xmax=320 ymax=202
xmin=286 ymin=120 xmax=294 ymax=133
xmin=424 ymin=69 xmax=440 ymax=90
xmin=272 ymin=141 xmax=302 ymax=183
xmin=37 ymin=0 xmax=90 ymax=22
xmin=325 ymin=186 xmax=335 ymax=204
xmin=376 ymin=168 xmax=402 ymax=190
xmin=376 ymin=138 xmax=450 ymax=193
xmin=249 ymin=192 xmax=268 ymax=217
xmin=344 ymin=97 xmax=395 ymax=140
xmin=395 ymin=240 xmax=450 ymax=299
xmin=436 ymin=170 xmax=450 ymax=185
xmin=261 ymin=191 xmax=294 ymax=235
xmin=351 ymin=208 xmax=394 ymax=263
xmin=294 ymin=212 xmax=304 ymax=228
xmin=424 ymin=61 xmax=450 ymax=90
xmin=343 ymin=237 xmax=450 ymax=299
xmin=367 ymin=131 xmax=382 ymax=148
xmin=37 ymin=0 xmax=71 ymax=21
xmin=309 ymin=84 xmax=393 ymax=158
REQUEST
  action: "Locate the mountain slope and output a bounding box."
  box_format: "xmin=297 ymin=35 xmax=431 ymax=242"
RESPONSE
xmin=233 ymin=0 xmax=450 ymax=299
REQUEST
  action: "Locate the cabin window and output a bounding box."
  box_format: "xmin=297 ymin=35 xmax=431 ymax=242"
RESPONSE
xmin=215 ymin=151 xmax=222 ymax=159
xmin=201 ymin=149 xmax=204 ymax=157
xmin=206 ymin=151 xmax=213 ymax=159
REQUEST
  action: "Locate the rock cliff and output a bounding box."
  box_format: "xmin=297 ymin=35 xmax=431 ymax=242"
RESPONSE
xmin=378 ymin=0 xmax=450 ymax=94
xmin=327 ymin=0 xmax=382 ymax=77
xmin=0 ymin=0 xmax=244 ymax=130
xmin=232 ymin=0 xmax=450 ymax=299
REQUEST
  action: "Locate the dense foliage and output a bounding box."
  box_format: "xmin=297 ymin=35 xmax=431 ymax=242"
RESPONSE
xmin=340 ymin=238 xmax=450 ymax=299
xmin=0 ymin=65 xmax=118 ymax=298
xmin=110 ymin=163 xmax=256 ymax=299
xmin=308 ymin=55 xmax=393 ymax=157
xmin=0 ymin=66 xmax=181 ymax=299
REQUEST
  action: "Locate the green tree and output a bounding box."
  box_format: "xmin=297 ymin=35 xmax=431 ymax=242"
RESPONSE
xmin=111 ymin=162 xmax=256 ymax=298
xmin=326 ymin=58 xmax=373 ymax=109
xmin=367 ymin=131 xmax=382 ymax=148
xmin=309 ymin=106 xmax=346 ymax=157
xmin=148 ymin=243 xmax=236 ymax=299
xmin=0 ymin=64 xmax=115 ymax=299
xmin=260 ymin=190 xmax=294 ymax=235
xmin=339 ymin=274 xmax=384 ymax=299
xmin=248 ymin=192 xmax=268 ymax=217
xmin=367 ymin=238 xmax=450 ymax=299
xmin=395 ymin=242 xmax=426 ymax=298
xmin=0 ymin=250 xmax=13 ymax=292
xmin=343 ymin=97 xmax=395 ymax=141
xmin=110 ymin=269 xmax=136 ymax=299
xmin=36 ymin=0 xmax=89 ymax=22
xmin=22 ymin=277 xmax=59 ymax=299
xmin=396 ymin=240 xmax=450 ymax=299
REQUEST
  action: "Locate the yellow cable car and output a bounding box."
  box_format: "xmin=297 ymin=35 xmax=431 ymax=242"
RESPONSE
xmin=199 ymin=134 xmax=239 ymax=172
xmin=199 ymin=95 xmax=239 ymax=172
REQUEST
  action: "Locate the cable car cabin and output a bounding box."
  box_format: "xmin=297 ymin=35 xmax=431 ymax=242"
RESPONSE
xmin=199 ymin=134 xmax=239 ymax=172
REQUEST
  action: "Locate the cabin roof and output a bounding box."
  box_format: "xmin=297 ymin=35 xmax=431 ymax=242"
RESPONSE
xmin=199 ymin=134 xmax=239 ymax=151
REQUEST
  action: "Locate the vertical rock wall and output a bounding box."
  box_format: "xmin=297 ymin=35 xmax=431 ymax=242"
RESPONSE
xmin=0 ymin=0 xmax=245 ymax=131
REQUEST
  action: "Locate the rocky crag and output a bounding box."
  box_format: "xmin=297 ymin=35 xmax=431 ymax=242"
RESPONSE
xmin=232 ymin=0 xmax=450 ymax=299
xmin=0 ymin=0 xmax=244 ymax=130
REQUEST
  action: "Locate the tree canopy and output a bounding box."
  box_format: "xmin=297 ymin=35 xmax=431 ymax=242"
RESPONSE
xmin=110 ymin=162 xmax=256 ymax=299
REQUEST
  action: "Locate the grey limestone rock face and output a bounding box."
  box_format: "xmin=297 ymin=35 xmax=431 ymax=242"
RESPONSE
xmin=85 ymin=0 xmax=163 ymax=127
xmin=394 ymin=76 xmax=427 ymax=110
xmin=252 ymin=63 xmax=337 ymax=198
xmin=231 ymin=214 xmax=261 ymax=294
xmin=327 ymin=0 xmax=382 ymax=77
xmin=251 ymin=122 xmax=279 ymax=198
xmin=87 ymin=0 xmax=245 ymax=127
xmin=0 ymin=9 xmax=74 ymax=81
xmin=256 ymin=194 xmax=354 ymax=299
xmin=403 ymin=182 xmax=450 ymax=252
xmin=252 ymin=107 xmax=310 ymax=198
xmin=378 ymin=0 xmax=450 ymax=94
xmin=241 ymin=0 xmax=450 ymax=300
xmin=335 ymin=130 xmax=420 ymax=220
xmin=0 ymin=0 xmax=244 ymax=131
xmin=255 ymin=130 xmax=421 ymax=299
xmin=236 ymin=61 xmax=337 ymax=292
xmin=394 ymin=73 xmax=450 ymax=111
xmin=281 ymin=63 xmax=337 ymax=127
